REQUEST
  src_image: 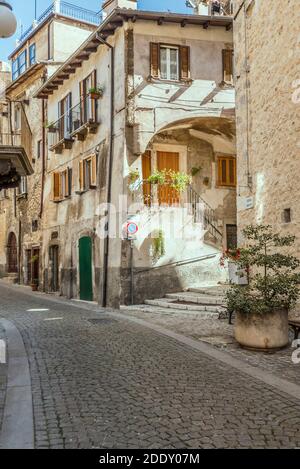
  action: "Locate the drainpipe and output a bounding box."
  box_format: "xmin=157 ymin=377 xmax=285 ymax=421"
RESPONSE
xmin=95 ymin=33 xmax=114 ymax=308
xmin=39 ymin=99 xmax=46 ymax=218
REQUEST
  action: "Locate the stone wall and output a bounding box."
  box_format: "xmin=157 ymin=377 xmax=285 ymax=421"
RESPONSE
xmin=233 ymin=0 xmax=300 ymax=259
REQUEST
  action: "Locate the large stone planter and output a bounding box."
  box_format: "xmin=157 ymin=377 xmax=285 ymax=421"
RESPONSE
xmin=235 ymin=309 xmax=289 ymax=351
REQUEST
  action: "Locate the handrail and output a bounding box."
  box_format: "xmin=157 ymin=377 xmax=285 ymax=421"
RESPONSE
xmin=134 ymin=253 xmax=218 ymax=275
xmin=187 ymin=185 xmax=223 ymax=242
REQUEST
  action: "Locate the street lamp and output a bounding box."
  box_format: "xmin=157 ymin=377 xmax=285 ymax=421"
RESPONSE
xmin=0 ymin=1 xmax=17 ymax=38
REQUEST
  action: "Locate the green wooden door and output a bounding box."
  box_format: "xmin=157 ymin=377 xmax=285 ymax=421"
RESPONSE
xmin=79 ymin=236 xmax=93 ymax=301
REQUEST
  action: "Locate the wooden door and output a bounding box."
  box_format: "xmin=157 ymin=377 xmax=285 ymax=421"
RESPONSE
xmin=7 ymin=232 xmax=17 ymax=273
xmin=157 ymin=151 xmax=180 ymax=205
xmin=142 ymin=151 xmax=152 ymax=206
xmin=50 ymin=245 xmax=59 ymax=292
xmin=79 ymin=237 xmax=93 ymax=301
xmin=32 ymin=248 xmax=40 ymax=285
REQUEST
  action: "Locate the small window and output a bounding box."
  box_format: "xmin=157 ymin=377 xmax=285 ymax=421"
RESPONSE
xmin=150 ymin=43 xmax=190 ymax=81
xmin=283 ymin=208 xmax=291 ymax=224
xmin=18 ymin=176 xmax=27 ymax=195
xmin=52 ymin=168 xmax=72 ymax=202
xmin=79 ymin=155 xmax=97 ymax=192
xmin=222 ymin=49 xmax=233 ymax=83
xmin=18 ymin=50 xmax=27 ymax=75
xmin=32 ymin=219 xmax=39 ymax=232
xmin=37 ymin=140 xmax=42 ymax=159
xmin=217 ymin=156 xmax=236 ymax=187
xmin=29 ymin=44 xmax=36 ymax=66
xmin=160 ymin=46 xmax=179 ymax=81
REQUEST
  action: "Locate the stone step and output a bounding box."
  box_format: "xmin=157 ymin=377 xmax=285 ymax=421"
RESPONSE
xmin=165 ymin=292 xmax=225 ymax=306
xmin=187 ymin=286 xmax=228 ymax=297
xmin=145 ymin=298 xmax=224 ymax=313
xmin=121 ymin=304 xmax=220 ymax=319
xmin=1 ymin=274 xmax=18 ymax=285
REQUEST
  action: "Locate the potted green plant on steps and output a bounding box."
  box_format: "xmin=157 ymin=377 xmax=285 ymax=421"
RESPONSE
xmin=225 ymin=225 xmax=300 ymax=351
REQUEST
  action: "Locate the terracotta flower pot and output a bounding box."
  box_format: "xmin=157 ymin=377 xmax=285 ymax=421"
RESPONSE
xmin=235 ymin=309 xmax=289 ymax=351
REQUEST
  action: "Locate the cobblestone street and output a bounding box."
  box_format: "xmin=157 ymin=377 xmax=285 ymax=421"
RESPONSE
xmin=0 ymin=282 xmax=300 ymax=449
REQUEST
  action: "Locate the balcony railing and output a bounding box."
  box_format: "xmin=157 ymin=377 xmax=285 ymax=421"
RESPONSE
xmin=130 ymin=180 xmax=223 ymax=243
xmin=186 ymin=0 xmax=233 ymax=16
xmin=48 ymin=95 xmax=99 ymax=152
xmin=18 ymin=1 xmax=102 ymax=45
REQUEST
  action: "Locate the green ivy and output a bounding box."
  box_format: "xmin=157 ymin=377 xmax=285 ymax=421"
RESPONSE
xmin=152 ymin=230 xmax=165 ymax=258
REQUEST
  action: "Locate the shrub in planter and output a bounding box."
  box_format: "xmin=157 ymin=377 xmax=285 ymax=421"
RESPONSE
xmin=225 ymin=225 xmax=300 ymax=351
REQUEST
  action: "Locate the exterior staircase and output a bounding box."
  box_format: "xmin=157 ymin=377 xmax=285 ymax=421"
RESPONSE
xmin=122 ymin=285 xmax=229 ymax=319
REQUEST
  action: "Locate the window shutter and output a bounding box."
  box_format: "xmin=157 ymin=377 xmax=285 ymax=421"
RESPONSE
xmin=68 ymin=167 xmax=72 ymax=197
xmin=79 ymin=160 xmax=84 ymax=192
xmin=91 ymin=155 xmax=97 ymax=187
xmin=222 ymin=49 xmax=233 ymax=83
xmin=91 ymin=70 xmax=97 ymax=121
xmin=180 ymin=46 xmax=190 ymax=80
xmin=53 ymin=172 xmax=60 ymax=201
xmin=150 ymin=43 xmax=160 ymax=78
xmin=79 ymin=80 xmax=85 ymax=124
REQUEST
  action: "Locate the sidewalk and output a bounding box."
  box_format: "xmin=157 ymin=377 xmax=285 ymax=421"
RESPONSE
xmin=0 ymin=324 xmax=7 ymax=434
xmin=124 ymin=308 xmax=300 ymax=387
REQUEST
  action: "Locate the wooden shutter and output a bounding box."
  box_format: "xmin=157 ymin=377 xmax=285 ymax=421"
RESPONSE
xmin=180 ymin=46 xmax=190 ymax=80
xmin=217 ymin=157 xmax=236 ymax=187
xmin=52 ymin=172 xmax=60 ymax=201
xmin=68 ymin=167 xmax=72 ymax=196
xmin=91 ymin=155 xmax=97 ymax=187
xmin=91 ymin=70 xmax=97 ymax=122
xmin=150 ymin=43 xmax=160 ymax=78
xmin=79 ymin=160 xmax=84 ymax=192
xmin=222 ymin=49 xmax=233 ymax=83
xmin=79 ymin=80 xmax=85 ymax=125
xmin=142 ymin=151 xmax=152 ymax=206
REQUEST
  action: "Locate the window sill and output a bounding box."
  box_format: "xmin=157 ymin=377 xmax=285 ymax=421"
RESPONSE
xmin=147 ymin=76 xmax=193 ymax=86
xmin=76 ymin=186 xmax=97 ymax=196
xmin=17 ymin=193 xmax=27 ymax=200
xmin=52 ymin=196 xmax=71 ymax=204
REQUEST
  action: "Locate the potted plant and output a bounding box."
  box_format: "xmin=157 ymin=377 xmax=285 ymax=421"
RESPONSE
xmin=147 ymin=170 xmax=167 ymax=185
xmin=89 ymin=87 xmax=104 ymax=99
xmin=225 ymin=225 xmax=300 ymax=351
xmin=169 ymin=171 xmax=192 ymax=192
xmin=128 ymin=169 xmax=140 ymax=184
xmin=31 ymin=278 xmax=39 ymax=292
xmin=45 ymin=121 xmax=57 ymax=133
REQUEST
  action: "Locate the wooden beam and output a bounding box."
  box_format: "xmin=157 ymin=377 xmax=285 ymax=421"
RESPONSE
xmin=157 ymin=17 xmax=164 ymax=25
xmin=181 ymin=19 xmax=188 ymax=28
xmin=203 ymin=21 xmax=209 ymax=29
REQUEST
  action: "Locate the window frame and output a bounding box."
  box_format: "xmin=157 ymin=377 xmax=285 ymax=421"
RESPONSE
xmin=160 ymin=45 xmax=180 ymax=81
xmin=79 ymin=154 xmax=97 ymax=193
xmin=29 ymin=43 xmax=36 ymax=66
xmin=217 ymin=156 xmax=236 ymax=188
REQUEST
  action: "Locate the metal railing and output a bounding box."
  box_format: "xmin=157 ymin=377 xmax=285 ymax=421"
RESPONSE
xmin=187 ymin=185 xmax=223 ymax=242
xmin=18 ymin=1 xmax=102 ymax=44
xmin=48 ymin=95 xmax=98 ymax=148
xmin=0 ymin=105 xmax=32 ymax=160
xmin=186 ymin=0 xmax=233 ymax=16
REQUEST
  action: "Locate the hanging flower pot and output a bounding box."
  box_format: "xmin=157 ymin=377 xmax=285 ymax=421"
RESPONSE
xmin=89 ymin=87 xmax=104 ymax=99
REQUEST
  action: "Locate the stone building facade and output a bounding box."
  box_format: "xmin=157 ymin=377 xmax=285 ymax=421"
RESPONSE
xmin=0 ymin=3 xmax=100 ymax=283
xmin=36 ymin=0 xmax=236 ymax=306
xmin=233 ymin=0 xmax=300 ymax=257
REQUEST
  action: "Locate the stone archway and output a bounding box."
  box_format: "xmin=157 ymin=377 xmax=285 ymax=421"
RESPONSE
xmin=7 ymin=232 xmax=18 ymax=273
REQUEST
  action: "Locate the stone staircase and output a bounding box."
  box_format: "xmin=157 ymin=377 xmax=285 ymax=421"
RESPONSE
xmin=122 ymin=285 xmax=229 ymax=319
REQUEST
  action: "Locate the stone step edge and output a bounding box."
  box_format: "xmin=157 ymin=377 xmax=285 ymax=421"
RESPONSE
xmin=120 ymin=304 xmax=220 ymax=318
xmin=145 ymin=298 xmax=225 ymax=312
xmin=165 ymin=293 xmax=225 ymax=305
